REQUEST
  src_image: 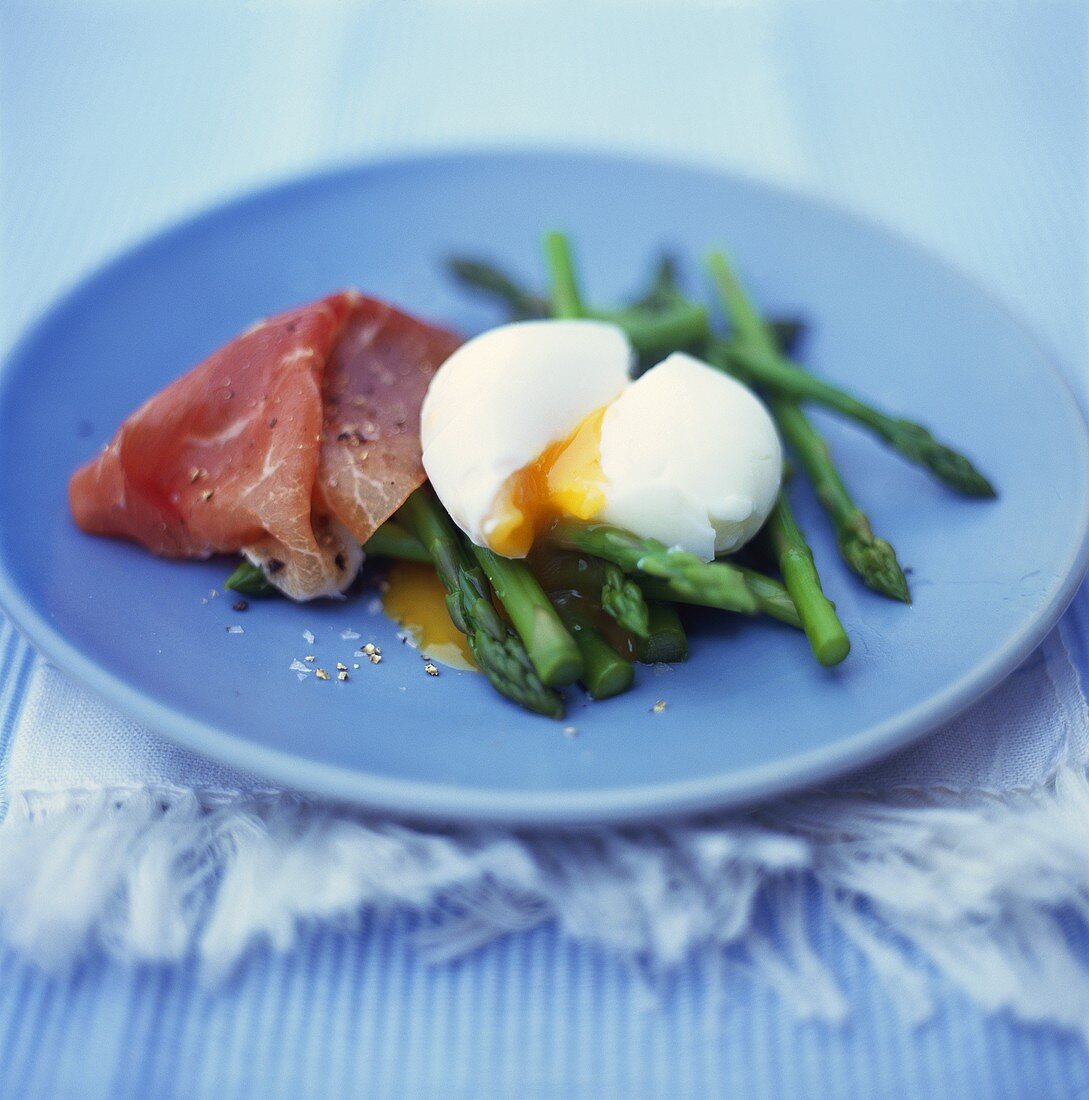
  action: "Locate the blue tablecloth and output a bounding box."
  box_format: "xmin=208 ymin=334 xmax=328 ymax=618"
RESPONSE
xmin=2 ymin=2 xmax=1087 ymax=1095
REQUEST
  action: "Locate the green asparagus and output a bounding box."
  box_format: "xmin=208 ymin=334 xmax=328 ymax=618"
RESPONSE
xmin=552 ymin=594 xmax=634 ymax=699
xmin=774 ymin=401 xmax=910 ymax=601
xmin=586 ymin=302 xmax=710 ymax=357
xmin=629 ymin=254 xmax=684 ymax=311
xmin=225 ymin=559 xmax=272 ymax=597
xmin=548 ymin=519 xmax=759 ymax=615
xmin=635 ymin=602 xmax=689 ymax=664
xmin=399 ymin=489 xmax=564 ymax=717
xmin=362 ymin=521 xmax=431 ymax=563
xmin=446 ymin=249 xmax=709 ymax=354
xmin=224 ymin=520 xmax=430 ymax=595
xmin=468 ymin=544 xmax=584 ymax=688
xmin=706 ymin=251 xmax=995 ymax=497
xmin=706 ymin=250 xmax=911 ymax=600
xmin=543 ymin=230 xmax=585 ymax=318
xmin=765 ymin=493 xmax=850 ymax=667
xmin=445 ymin=257 xmax=549 ymax=320
xmin=530 ymin=552 xmax=650 ymax=638
xmin=637 ymin=566 xmax=803 ymax=630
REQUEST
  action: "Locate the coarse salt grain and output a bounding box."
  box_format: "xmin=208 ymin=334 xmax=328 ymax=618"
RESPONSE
xmin=226 ymin=625 xmax=244 ymax=635
xmin=289 ymin=659 xmax=311 ymax=674
xmin=303 ymin=630 xmax=316 ymax=645
xmin=341 ymin=628 xmax=360 ymax=641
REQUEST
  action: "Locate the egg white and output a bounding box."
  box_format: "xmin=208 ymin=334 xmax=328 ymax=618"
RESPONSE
xmin=420 ymin=319 xmax=632 ymax=544
xmin=598 ymin=352 xmax=782 ymax=560
xmin=421 ymin=322 xmax=782 ymax=560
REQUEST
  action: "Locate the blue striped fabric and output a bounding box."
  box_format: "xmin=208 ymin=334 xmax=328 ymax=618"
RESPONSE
xmin=1 ymin=902 xmax=1089 ymax=1099
xmin=2 ymin=1 xmax=1088 ymax=1096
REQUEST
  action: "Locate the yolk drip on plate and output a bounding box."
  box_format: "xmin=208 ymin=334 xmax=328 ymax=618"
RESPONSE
xmin=485 ymin=406 xmax=608 ymax=557
xmin=382 ymin=561 xmax=476 ymax=671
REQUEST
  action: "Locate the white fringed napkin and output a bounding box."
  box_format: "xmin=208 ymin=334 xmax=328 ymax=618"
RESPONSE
xmin=2 ymin=619 xmax=1088 ymax=1039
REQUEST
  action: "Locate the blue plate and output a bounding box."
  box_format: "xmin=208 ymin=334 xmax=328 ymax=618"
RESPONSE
xmin=1 ymin=150 xmax=1087 ymax=824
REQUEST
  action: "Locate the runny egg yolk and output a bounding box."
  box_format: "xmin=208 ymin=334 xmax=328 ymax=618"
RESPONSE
xmin=484 ymin=406 xmax=608 ymax=557
xmin=382 ymin=562 xmax=476 ymax=671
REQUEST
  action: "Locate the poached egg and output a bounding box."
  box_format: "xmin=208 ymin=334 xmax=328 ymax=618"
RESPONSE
xmin=420 ymin=319 xmax=782 ymax=561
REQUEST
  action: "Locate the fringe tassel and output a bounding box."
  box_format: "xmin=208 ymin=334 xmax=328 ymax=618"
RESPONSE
xmin=2 ymin=765 xmax=1089 ymax=1039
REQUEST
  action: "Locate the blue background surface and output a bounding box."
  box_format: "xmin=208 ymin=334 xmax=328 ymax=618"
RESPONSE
xmin=1 ymin=1 xmax=1088 ymax=1095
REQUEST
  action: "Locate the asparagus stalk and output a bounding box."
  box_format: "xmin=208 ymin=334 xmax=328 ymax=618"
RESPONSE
xmin=765 ymin=493 xmax=850 ymax=667
xmin=586 ymin=302 xmax=710 ymax=356
xmin=224 ymin=520 xmax=430 ymax=595
xmin=225 ymin=559 xmax=272 ymax=596
xmin=774 ymin=401 xmax=910 ymax=601
xmin=446 ymin=252 xmax=709 ymax=353
xmin=637 ymin=566 xmax=803 ymax=630
xmin=468 ymin=544 xmax=584 ymax=688
xmin=705 ymin=251 xmax=995 ymax=497
xmin=706 ymin=250 xmax=911 ymax=601
xmin=543 ymin=231 xmax=585 ymax=318
xmin=445 ymin=257 xmax=549 ymax=319
xmin=548 ymin=519 xmax=759 ymax=615
xmin=362 ymin=521 xmax=431 ymax=563
xmin=530 ymin=552 xmax=650 ymax=638
xmin=552 ymin=595 xmax=634 ymax=699
xmin=636 ymin=602 xmax=689 ymax=663
xmin=629 ymin=254 xmax=683 ymax=311
xmin=399 ymin=489 xmax=564 ymax=717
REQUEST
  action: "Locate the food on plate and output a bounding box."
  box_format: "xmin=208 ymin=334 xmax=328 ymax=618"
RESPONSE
xmin=69 ymin=293 xmax=459 ymax=599
xmin=382 ymin=560 xmax=475 ymax=671
xmin=421 ymin=323 xmax=781 ymax=562
xmin=70 ymin=231 xmax=996 ymax=720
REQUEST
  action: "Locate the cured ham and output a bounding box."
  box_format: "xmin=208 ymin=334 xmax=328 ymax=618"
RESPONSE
xmin=69 ymin=292 xmax=461 ymax=599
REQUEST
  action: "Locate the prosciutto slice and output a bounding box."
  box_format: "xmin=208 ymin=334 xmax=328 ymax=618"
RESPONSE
xmin=69 ymin=292 xmax=461 ymax=599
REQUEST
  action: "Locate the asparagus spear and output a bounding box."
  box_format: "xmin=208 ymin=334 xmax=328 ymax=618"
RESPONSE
xmin=446 ymin=250 xmax=709 ymax=354
xmin=445 ymin=257 xmax=549 ymax=319
xmin=399 ymin=489 xmax=564 ymax=717
xmin=530 ymin=552 xmax=650 ymax=638
xmin=637 ymin=566 xmax=803 ymax=630
xmin=543 ymin=230 xmax=585 ymax=318
xmin=774 ymin=401 xmax=910 ymax=602
xmin=548 ymin=519 xmax=759 ymax=615
xmin=362 ymin=521 xmax=431 ymax=563
xmin=629 ymin=254 xmax=683 ymax=311
xmin=706 ymin=250 xmax=911 ymax=601
xmin=224 ymin=520 xmax=430 ymax=595
xmin=587 ymin=302 xmax=710 ymax=357
xmin=635 ymin=602 xmax=689 ymax=664
xmin=225 ymin=559 xmax=272 ymax=596
xmin=705 ymin=251 xmax=995 ymax=497
xmin=599 ymin=561 xmax=651 ymax=639
xmin=765 ymin=493 xmax=850 ymax=667
xmin=468 ymin=544 xmax=584 ymax=688
xmin=552 ymin=594 xmax=634 ymax=699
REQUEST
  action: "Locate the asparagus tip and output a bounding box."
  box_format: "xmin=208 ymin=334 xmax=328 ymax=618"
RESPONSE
xmin=838 ymin=527 xmax=912 ymax=603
